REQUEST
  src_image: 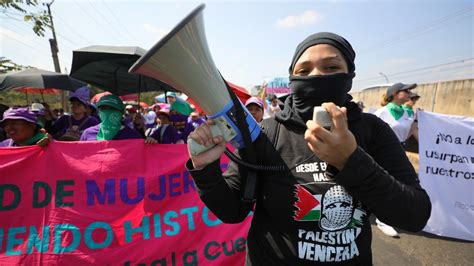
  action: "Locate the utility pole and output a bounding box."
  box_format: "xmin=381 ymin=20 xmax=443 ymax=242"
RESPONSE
xmin=46 ymin=1 xmax=60 ymax=73
xmin=45 ymin=0 xmax=67 ymax=111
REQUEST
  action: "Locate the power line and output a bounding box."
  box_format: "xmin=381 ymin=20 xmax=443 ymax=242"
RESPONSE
xmin=356 ymin=58 xmax=474 ymax=83
xmin=1 ymin=10 xmax=24 ymax=17
xmin=52 ymin=11 xmax=92 ymax=46
xmin=359 ymin=7 xmax=473 ymax=53
xmin=377 ymin=14 xmax=471 ymax=52
xmin=54 ymin=31 xmax=81 ymax=49
xmin=3 ymin=31 xmax=69 ymax=71
xmin=1 ymin=18 xmax=69 ymax=67
xmin=70 ymin=0 xmax=123 ymax=44
xmin=101 ymin=0 xmax=137 ymax=42
xmin=387 ymin=59 xmax=473 ymax=78
xmin=1 ymin=23 xmax=51 ymax=50
xmin=1 ymin=6 xmax=70 ymax=71
xmin=1 ymin=12 xmax=24 ymax=22
xmin=356 ymin=63 xmax=474 ymax=84
xmin=353 ymin=64 xmax=474 ymax=89
xmin=1 ymin=8 xmax=75 ymax=52
xmin=84 ymin=0 xmax=129 ymax=44
xmin=70 ymin=0 xmax=103 ymax=27
xmin=366 ymin=8 xmax=472 ymax=51
xmin=4 ymin=32 xmax=52 ymax=57
xmin=0 ymin=15 xmax=20 ymax=21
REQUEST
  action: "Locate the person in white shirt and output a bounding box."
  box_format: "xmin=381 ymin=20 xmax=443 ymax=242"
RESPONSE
xmin=267 ymin=94 xmax=282 ymax=117
xmin=374 ymin=83 xmax=417 ymax=143
xmin=373 ymin=82 xmax=417 ymax=238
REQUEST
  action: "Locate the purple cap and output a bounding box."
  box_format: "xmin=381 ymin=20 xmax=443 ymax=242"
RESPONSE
xmin=0 ymin=108 xmax=38 ymax=125
xmin=245 ymin=97 xmax=264 ymax=109
xmin=69 ymin=86 xmax=90 ymax=105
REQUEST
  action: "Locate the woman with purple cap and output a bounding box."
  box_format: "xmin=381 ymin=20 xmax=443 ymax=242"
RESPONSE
xmin=186 ymin=32 xmax=431 ymax=265
xmin=49 ymin=87 xmax=99 ymax=141
xmin=0 ymin=103 xmax=10 ymax=142
xmin=0 ymin=108 xmax=51 ymax=147
xmin=245 ymin=96 xmax=265 ymax=123
xmin=145 ymin=109 xmax=179 ymax=144
xmin=187 ymin=112 xmax=206 ymax=130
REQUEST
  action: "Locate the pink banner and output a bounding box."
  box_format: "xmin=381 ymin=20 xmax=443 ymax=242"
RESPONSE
xmin=266 ymin=88 xmax=291 ymax=94
xmin=0 ymin=140 xmax=250 ymax=265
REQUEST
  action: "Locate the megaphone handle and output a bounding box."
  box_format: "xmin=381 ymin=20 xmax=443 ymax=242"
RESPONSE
xmin=188 ymin=124 xmax=223 ymax=156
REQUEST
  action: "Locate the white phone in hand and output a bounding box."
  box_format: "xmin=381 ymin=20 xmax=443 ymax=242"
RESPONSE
xmin=313 ymin=106 xmax=333 ymax=129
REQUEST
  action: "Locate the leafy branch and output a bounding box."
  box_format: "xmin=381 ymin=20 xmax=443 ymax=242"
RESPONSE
xmin=0 ymin=57 xmax=31 ymax=74
xmin=1 ymin=0 xmax=51 ymax=36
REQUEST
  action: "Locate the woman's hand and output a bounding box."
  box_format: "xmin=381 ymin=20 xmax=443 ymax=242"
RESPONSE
xmin=305 ymin=102 xmax=357 ymax=170
xmin=188 ymin=119 xmax=226 ymax=170
xmin=409 ymin=121 xmax=419 ymax=141
xmin=145 ymin=137 xmax=158 ymax=145
xmin=37 ymin=129 xmax=53 ymax=147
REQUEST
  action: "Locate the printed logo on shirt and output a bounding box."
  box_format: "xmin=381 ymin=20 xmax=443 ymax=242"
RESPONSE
xmin=293 ymin=185 xmax=366 ymax=230
xmin=293 ymin=185 xmax=367 ymax=262
xmin=294 ymin=185 xmax=322 ymax=221
xmin=295 ymin=161 xmax=330 ymax=182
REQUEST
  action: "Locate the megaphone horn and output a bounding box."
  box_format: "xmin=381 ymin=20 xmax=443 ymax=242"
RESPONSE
xmin=129 ymin=4 xmax=260 ymax=155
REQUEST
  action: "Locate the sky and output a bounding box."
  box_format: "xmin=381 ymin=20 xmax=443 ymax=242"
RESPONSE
xmin=1 ymin=0 xmax=473 ymax=92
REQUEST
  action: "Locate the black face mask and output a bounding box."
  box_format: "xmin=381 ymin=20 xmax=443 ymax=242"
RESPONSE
xmin=289 ymin=72 xmax=355 ymax=122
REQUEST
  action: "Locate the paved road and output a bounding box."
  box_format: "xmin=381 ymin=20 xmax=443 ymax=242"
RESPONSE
xmin=372 ymin=218 xmax=473 ymax=265
xmin=372 ymin=154 xmax=472 ymax=265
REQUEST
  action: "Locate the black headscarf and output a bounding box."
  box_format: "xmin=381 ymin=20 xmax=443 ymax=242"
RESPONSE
xmin=288 ymin=32 xmax=356 ymax=74
xmin=276 ymin=32 xmax=359 ymax=129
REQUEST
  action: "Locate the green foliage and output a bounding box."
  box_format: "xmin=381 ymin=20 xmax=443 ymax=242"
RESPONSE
xmin=1 ymin=0 xmax=51 ymax=36
xmin=139 ymin=91 xmax=162 ymax=106
xmin=0 ymin=90 xmax=63 ymax=109
xmin=0 ymin=57 xmax=23 ymax=74
xmin=0 ymin=58 xmax=166 ymax=109
xmin=0 ymin=56 xmax=59 ymax=108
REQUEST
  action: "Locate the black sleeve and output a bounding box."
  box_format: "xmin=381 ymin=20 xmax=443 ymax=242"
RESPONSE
xmin=333 ymin=118 xmax=431 ymax=232
xmin=51 ymin=116 xmax=66 ymax=136
xmin=43 ymin=119 xmax=54 ymax=134
xmin=186 ymin=151 xmax=255 ymax=224
xmin=133 ymin=124 xmax=146 ymax=138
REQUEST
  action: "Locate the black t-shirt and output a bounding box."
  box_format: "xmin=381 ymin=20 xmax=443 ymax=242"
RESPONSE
xmin=187 ymin=112 xmax=431 ymax=265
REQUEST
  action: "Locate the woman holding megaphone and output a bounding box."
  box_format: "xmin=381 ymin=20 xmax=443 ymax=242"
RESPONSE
xmin=187 ymin=32 xmax=431 ymax=265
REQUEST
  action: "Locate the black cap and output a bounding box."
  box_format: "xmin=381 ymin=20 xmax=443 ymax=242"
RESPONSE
xmin=409 ymin=92 xmax=421 ymax=100
xmin=386 ymin=83 xmax=417 ymax=97
xmin=289 ymin=32 xmax=356 ymax=74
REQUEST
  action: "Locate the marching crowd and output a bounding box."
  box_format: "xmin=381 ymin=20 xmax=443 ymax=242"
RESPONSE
xmin=0 ymin=83 xmax=421 ymax=152
xmin=0 ymin=31 xmax=431 ymax=266
xmin=0 ymin=87 xmax=277 ymax=148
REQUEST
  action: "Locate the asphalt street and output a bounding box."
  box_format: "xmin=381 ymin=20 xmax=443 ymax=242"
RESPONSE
xmin=371 ymin=217 xmax=473 ymax=265
xmin=373 ymin=153 xmax=473 ymax=265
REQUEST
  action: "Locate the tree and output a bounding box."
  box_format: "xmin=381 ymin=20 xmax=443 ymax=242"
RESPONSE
xmin=1 ymin=0 xmax=50 ymax=37
xmin=0 ymin=57 xmax=29 ymax=74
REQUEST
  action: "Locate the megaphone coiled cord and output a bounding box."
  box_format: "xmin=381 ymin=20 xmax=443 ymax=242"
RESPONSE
xmin=224 ymin=148 xmax=316 ymax=172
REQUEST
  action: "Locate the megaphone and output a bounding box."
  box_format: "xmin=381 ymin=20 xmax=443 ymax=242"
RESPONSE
xmin=129 ymin=4 xmax=260 ymax=155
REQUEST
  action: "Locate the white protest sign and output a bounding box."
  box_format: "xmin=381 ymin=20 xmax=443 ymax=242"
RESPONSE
xmin=418 ymin=110 xmax=474 ymax=241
